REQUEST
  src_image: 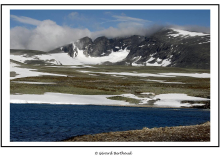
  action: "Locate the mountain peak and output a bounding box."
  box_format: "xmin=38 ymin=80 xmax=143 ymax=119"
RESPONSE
xmin=47 ymin=29 xmax=209 ymax=69
xmin=168 ymin=28 xmax=210 ymax=37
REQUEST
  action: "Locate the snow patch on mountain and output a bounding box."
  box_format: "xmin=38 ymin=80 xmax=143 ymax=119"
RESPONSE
xmin=169 ymin=28 xmax=209 ymax=37
xmin=73 ymin=47 xmax=129 ymax=65
xmin=10 ymin=47 xmax=129 ymax=66
xmin=144 ymin=56 xmax=171 ymax=67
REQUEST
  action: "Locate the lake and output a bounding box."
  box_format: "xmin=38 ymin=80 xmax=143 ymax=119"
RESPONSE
xmin=10 ymin=103 xmax=210 ymax=142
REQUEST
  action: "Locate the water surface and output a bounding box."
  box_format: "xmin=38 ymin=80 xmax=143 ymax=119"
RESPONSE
xmin=10 ymin=103 xmax=210 ymax=142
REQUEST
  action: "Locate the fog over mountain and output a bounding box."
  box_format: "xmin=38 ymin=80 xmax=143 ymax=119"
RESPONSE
xmin=10 ymin=18 xmax=209 ymax=52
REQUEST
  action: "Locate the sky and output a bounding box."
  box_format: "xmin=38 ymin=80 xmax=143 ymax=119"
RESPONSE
xmin=10 ymin=10 xmax=210 ymax=51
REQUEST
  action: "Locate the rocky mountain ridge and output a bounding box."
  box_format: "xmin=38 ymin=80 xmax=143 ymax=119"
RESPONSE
xmin=48 ymin=28 xmax=210 ymax=69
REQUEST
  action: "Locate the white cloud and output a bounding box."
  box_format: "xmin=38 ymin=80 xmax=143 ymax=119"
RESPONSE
xmin=68 ymin=12 xmax=79 ymax=19
xmin=10 ymin=19 xmax=92 ymax=51
xmin=10 ymin=15 xmax=209 ymax=52
xmin=91 ymin=24 xmax=163 ymax=39
xmin=10 ymin=20 xmax=163 ymax=51
xmin=10 ymin=15 xmax=156 ymax=51
xmin=112 ymin=15 xmax=151 ymax=23
xmin=171 ymin=25 xmax=210 ymax=34
xmin=10 ymin=15 xmax=42 ymax=26
xmin=10 ymin=27 xmax=32 ymax=49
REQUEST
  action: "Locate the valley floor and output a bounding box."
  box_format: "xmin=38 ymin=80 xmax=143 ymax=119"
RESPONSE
xmin=63 ymin=121 xmax=210 ymax=142
xmin=10 ymin=61 xmax=210 ymax=108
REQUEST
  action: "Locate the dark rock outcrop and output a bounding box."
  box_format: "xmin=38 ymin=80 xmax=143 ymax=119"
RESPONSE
xmin=48 ymin=28 xmax=210 ymax=69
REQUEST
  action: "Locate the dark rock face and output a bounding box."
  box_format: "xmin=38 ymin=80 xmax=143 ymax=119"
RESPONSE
xmin=124 ymin=28 xmax=210 ymax=69
xmin=90 ymin=36 xmax=112 ymax=57
xmin=75 ymin=37 xmax=93 ymax=50
xmin=50 ymin=35 xmax=145 ymax=57
xmin=48 ymin=28 xmax=210 ymax=69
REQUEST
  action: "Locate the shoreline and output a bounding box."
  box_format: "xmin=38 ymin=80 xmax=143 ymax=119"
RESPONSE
xmin=62 ymin=121 xmax=210 ymax=142
xmin=10 ymin=102 xmax=210 ymax=109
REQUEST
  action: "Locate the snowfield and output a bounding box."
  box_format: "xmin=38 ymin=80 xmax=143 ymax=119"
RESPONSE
xmin=11 ymin=81 xmax=56 ymax=84
xmin=10 ymin=92 xmax=209 ymax=108
xmin=153 ymin=93 xmax=209 ymax=107
xmin=121 ymin=93 xmax=209 ymax=107
xmin=132 ymin=55 xmax=172 ymax=67
xmin=169 ymin=28 xmax=210 ymax=37
xmin=77 ymin=70 xmax=210 ymax=78
xmin=10 ymin=92 xmax=130 ymax=105
xmin=10 ymin=47 xmax=129 ymax=66
xmin=74 ymin=47 xmax=129 ymax=64
xmin=10 ymin=62 xmax=66 ymax=79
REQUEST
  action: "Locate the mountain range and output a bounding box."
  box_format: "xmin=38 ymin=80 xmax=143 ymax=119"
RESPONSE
xmin=11 ymin=28 xmax=210 ymax=69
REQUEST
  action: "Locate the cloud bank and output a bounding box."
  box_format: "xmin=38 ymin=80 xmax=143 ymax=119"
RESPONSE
xmin=10 ymin=17 xmax=92 ymax=51
xmin=10 ymin=15 xmax=210 ymax=52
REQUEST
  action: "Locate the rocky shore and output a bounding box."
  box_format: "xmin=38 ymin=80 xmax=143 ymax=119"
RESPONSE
xmin=63 ymin=122 xmax=210 ymax=142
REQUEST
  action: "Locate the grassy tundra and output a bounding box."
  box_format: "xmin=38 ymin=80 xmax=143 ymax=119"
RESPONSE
xmin=10 ymin=58 xmax=210 ymax=107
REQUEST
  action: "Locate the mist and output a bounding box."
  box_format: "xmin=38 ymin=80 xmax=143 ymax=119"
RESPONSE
xmin=168 ymin=25 xmax=210 ymax=34
xmin=10 ymin=20 xmax=210 ymax=52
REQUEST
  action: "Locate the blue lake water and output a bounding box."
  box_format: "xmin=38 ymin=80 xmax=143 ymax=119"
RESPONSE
xmin=10 ymin=103 xmax=210 ymax=142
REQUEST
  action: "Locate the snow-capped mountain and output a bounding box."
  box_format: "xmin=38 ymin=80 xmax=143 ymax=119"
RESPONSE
xmin=124 ymin=28 xmax=210 ymax=69
xmin=10 ymin=28 xmax=210 ymax=69
xmin=49 ymin=35 xmax=145 ymax=58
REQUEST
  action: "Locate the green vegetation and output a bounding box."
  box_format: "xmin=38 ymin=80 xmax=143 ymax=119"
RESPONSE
xmin=107 ymin=96 xmax=141 ymax=104
xmin=10 ymin=62 xmax=210 ymax=101
xmin=10 ymin=71 xmax=17 ymax=77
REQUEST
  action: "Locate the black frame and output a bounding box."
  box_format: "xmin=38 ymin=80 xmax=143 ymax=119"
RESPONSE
xmin=1 ymin=3 xmax=219 ymax=148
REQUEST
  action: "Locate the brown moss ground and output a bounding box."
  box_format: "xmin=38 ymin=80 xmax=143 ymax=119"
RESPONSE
xmin=63 ymin=122 xmax=210 ymax=142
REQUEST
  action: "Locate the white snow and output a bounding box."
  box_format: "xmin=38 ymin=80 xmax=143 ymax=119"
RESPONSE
xmin=88 ymin=74 xmax=98 ymax=76
xmin=78 ymin=70 xmax=91 ymax=73
xmin=198 ymin=41 xmax=210 ymax=44
xmin=142 ymin=79 xmax=184 ymax=84
xmin=145 ymin=57 xmax=171 ymax=67
xmin=45 ymin=65 xmax=94 ymax=68
xmin=11 ymin=81 xmax=56 ymax=84
xmin=10 ymin=92 xmax=130 ymax=105
xmin=120 ymin=93 xmax=209 ymax=107
xmin=10 ymin=62 xmax=66 ymax=80
xmin=46 ymin=53 xmax=81 ymax=65
xmin=54 ymin=47 xmax=129 ymax=65
xmin=140 ymin=92 xmax=155 ymax=95
xmin=150 ymin=52 xmax=157 ymax=56
xmin=85 ymin=71 xmax=174 ymax=78
xmin=10 ymin=47 xmax=130 ymax=66
xmin=132 ymin=63 xmax=144 ymax=66
xmin=46 ymin=65 xmax=81 ymax=68
xmin=132 ymin=56 xmax=142 ymax=66
xmin=76 ymin=70 xmax=210 ymax=78
xmin=169 ymin=28 xmax=209 ymax=37
xmin=161 ymin=59 xmax=171 ymax=66
xmin=159 ymin=73 xmax=210 ymax=78
xmin=10 ymin=92 xmax=209 ymax=108
xmin=146 ymin=57 xmax=155 ymax=63
xmin=153 ymin=93 xmax=209 ymax=107
xmin=121 ymin=94 xmax=152 ymax=105
xmin=10 ymin=54 xmax=41 ymax=64
xmin=156 ymin=58 xmax=162 ymax=62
